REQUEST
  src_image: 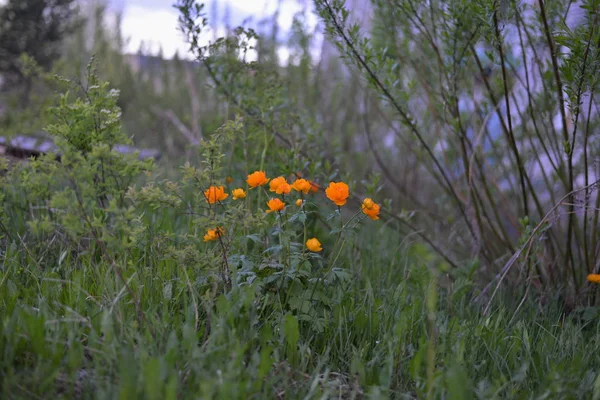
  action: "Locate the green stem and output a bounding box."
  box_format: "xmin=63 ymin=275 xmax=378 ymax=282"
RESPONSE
xmin=302 ymin=196 xmax=307 ymax=249
xmin=277 ymin=211 xmax=288 ymax=293
xmin=259 ymin=126 xmax=268 ymax=172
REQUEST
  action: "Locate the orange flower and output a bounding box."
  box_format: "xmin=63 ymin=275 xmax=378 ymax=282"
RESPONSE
xmin=362 ymin=198 xmax=375 ymax=209
xmin=277 ymin=182 xmax=291 ymax=195
xmin=269 ymin=176 xmax=288 ymax=193
xmin=325 ymin=181 xmax=350 ymax=206
xmin=226 ymin=176 xmax=233 ymax=183
xmin=295 ymin=199 xmax=304 ymax=207
xmin=247 ymin=171 xmax=269 ymax=188
xmin=203 ymin=227 xmax=224 ymax=242
xmin=204 ymin=186 xmax=228 ymax=204
xmin=306 ymin=238 xmax=322 ymax=252
xmin=266 ymin=198 xmax=285 ymax=213
xmin=292 ymin=178 xmax=311 ymax=194
xmin=587 ymin=274 xmax=600 ymax=283
xmin=232 ymin=188 xmax=246 ymax=200
xmin=309 ymin=180 xmax=319 ymax=193
xmin=361 ymin=198 xmax=380 ymax=220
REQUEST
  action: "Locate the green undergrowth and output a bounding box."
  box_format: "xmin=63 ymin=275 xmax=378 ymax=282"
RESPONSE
xmin=2 ymin=230 xmax=600 ymax=399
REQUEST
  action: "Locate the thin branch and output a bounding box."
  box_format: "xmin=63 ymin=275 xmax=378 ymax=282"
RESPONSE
xmin=184 ymin=63 xmax=203 ymax=139
xmin=151 ymin=106 xmax=200 ymax=146
xmin=318 ymin=0 xmax=478 ymax=243
xmin=362 ymin=94 xmax=430 ymax=213
xmin=493 ymin=7 xmax=529 ymax=217
xmin=538 ymin=0 xmax=578 ymax=291
xmin=568 ymin=13 xmax=599 ymax=273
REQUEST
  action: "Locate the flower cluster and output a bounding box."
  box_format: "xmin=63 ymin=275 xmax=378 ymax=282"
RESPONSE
xmin=202 ymin=170 xmax=381 ymax=252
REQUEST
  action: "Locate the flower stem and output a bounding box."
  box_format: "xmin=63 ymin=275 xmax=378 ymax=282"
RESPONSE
xmin=277 ymin=211 xmax=288 ymax=293
xmin=217 ymin=234 xmax=231 ymax=291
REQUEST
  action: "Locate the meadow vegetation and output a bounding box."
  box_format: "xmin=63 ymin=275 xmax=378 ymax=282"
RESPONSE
xmin=1 ymin=0 xmax=600 ymax=398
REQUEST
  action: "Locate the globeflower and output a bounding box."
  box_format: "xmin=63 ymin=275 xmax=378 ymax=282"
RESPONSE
xmin=277 ymin=182 xmax=291 ymax=195
xmin=306 ymin=238 xmax=322 ymax=252
xmin=204 ymin=186 xmax=228 ymax=204
xmin=292 ymin=178 xmax=311 ymax=194
xmin=361 ymin=198 xmax=380 ymax=220
xmin=587 ymin=274 xmax=600 ymax=283
xmin=247 ymin=171 xmax=269 ymax=188
xmin=295 ymin=199 xmax=303 ymax=207
xmin=232 ymin=188 xmax=246 ymax=200
xmin=325 ymin=181 xmax=350 ymax=206
xmin=203 ymin=227 xmax=224 ymax=242
xmin=266 ymin=198 xmax=285 ymax=213
xmin=269 ymin=176 xmax=288 ymax=193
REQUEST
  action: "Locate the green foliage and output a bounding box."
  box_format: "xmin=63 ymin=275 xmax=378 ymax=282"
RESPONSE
xmin=2 ymin=0 xmax=600 ymax=398
xmin=1 ymin=60 xmax=152 ymax=255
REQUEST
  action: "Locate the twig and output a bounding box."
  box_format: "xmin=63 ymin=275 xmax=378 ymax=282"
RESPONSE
xmin=184 ymin=63 xmax=203 ymax=140
xmin=151 ymin=106 xmax=200 ymax=146
xmin=493 ymin=7 xmax=529 ymax=217
xmin=538 ymin=0 xmax=578 ymax=291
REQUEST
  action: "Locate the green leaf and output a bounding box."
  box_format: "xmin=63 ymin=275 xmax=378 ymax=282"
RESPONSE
xmin=283 ymin=313 xmax=299 ymax=348
xmin=446 ymin=360 xmax=473 ymax=400
xmin=246 ymin=234 xmax=262 ymax=243
xmin=143 ymin=357 xmax=163 ymax=400
xmin=593 ymin=373 xmax=600 ymax=400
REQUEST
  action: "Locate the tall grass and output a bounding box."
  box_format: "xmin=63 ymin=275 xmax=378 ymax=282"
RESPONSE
xmin=3 ymin=189 xmax=600 ymax=397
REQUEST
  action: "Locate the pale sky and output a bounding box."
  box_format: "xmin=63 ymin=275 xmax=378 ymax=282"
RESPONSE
xmin=109 ymin=0 xmax=318 ymax=60
xmin=0 ymin=0 xmax=319 ymax=62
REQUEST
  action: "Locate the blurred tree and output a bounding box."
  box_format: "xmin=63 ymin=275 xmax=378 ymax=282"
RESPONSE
xmin=0 ymin=0 xmax=79 ymax=93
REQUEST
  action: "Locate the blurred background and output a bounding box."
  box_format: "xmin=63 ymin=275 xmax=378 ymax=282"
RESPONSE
xmin=0 ymin=0 xmax=324 ymax=151
xmin=0 ymin=0 xmax=374 ymax=158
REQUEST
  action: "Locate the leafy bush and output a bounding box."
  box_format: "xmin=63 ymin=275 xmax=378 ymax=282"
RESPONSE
xmin=313 ymin=0 xmax=600 ymax=306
